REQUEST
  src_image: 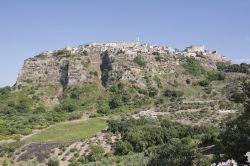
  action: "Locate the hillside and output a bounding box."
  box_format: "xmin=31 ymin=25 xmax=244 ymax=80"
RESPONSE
xmin=0 ymin=42 xmax=250 ymax=166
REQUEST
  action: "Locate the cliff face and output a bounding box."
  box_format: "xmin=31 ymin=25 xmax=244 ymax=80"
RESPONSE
xmin=16 ymin=47 xmax=101 ymax=88
xmin=16 ymin=42 xmax=228 ymax=89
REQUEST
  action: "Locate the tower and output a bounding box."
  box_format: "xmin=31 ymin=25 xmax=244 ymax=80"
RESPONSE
xmin=136 ymin=37 xmax=140 ymax=43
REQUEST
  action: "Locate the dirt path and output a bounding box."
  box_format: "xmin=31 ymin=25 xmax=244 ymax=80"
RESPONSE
xmin=0 ymin=139 xmax=16 ymax=144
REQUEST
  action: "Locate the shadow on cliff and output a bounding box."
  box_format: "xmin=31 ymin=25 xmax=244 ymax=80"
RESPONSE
xmin=100 ymin=51 xmax=112 ymax=87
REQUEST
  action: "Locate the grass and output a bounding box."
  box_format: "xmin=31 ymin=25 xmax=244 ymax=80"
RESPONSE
xmin=24 ymin=118 xmax=107 ymax=143
xmin=179 ymin=85 xmax=202 ymax=97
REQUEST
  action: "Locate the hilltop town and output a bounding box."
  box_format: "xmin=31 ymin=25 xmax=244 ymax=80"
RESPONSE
xmin=16 ymin=41 xmax=227 ymax=88
xmin=0 ymin=41 xmax=249 ymax=166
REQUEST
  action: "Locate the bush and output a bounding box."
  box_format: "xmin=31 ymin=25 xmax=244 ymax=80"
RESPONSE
xmin=152 ymin=52 xmax=160 ymax=56
xmin=231 ymin=93 xmax=247 ymax=103
xmin=133 ymin=55 xmax=146 ymax=68
xmin=47 ymin=157 xmax=59 ymax=166
xmin=147 ymin=140 xmax=193 ymax=166
xmin=198 ymin=80 xmax=210 ymax=87
xmin=34 ymin=106 xmax=46 ymax=113
xmin=88 ymin=144 xmax=105 ymax=161
xmin=217 ymin=62 xmax=249 ymax=73
xmin=55 ymin=49 xmax=70 ymax=56
xmin=109 ymin=97 xmax=123 ymax=109
xmin=0 ymin=86 xmax=11 ymax=96
xmin=220 ymin=111 xmax=250 ymax=164
xmin=148 ymin=87 xmax=159 ymax=97
xmin=96 ymin=97 xmax=111 ymax=115
xmin=54 ymin=100 xmax=76 ymax=112
xmin=164 ymin=89 xmax=184 ymax=98
xmin=15 ymin=101 xmax=30 ymax=113
xmin=206 ymin=71 xmax=225 ymax=81
xmin=115 ymin=141 xmax=133 ymax=155
xmin=182 ymin=57 xmax=206 ymax=76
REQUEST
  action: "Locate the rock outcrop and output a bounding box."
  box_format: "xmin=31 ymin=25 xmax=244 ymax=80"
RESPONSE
xmin=16 ymin=42 xmax=228 ymax=88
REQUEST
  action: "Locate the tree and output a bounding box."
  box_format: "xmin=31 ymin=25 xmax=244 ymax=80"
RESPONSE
xmin=147 ymin=140 xmax=193 ymax=166
xmin=220 ymin=81 xmax=250 ymax=164
xmin=220 ymin=111 xmax=250 ymax=163
xmin=115 ymin=141 xmax=133 ymax=155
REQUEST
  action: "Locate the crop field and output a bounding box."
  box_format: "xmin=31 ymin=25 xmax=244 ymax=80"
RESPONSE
xmin=24 ymin=118 xmax=107 ymax=143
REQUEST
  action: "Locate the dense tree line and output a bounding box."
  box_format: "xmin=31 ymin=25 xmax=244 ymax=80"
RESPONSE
xmin=217 ymin=62 xmax=250 ymax=73
xmin=219 ymin=81 xmax=250 ymax=164
xmin=108 ymin=117 xmax=217 ymax=165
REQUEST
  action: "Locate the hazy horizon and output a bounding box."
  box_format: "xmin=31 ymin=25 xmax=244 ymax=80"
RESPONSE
xmin=1 ymin=0 xmax=250 ymax=87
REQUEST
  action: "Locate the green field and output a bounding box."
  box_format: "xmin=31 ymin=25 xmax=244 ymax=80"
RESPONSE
xmin=24 ymin=118 xmax=107 ymax=143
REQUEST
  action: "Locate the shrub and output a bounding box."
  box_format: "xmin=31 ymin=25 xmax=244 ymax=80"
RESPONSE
xmin=206 ymin=71 xmax=225 ymax=81
xmin=164 ymin=89 xmax=184 ymax=98
xmin=133 ymin=55 xmax=146 ymax=68
xmin=217 ymin=62 xmax=249 ymax=73
xmin=231 ymin=93 xmax=247 ymax=103
xmin=70 ymin=148 xmax=78 ymax=153
xmin=96 ymin=97 xmax=111 ymax=115
xmin=154 ymin=76 xmax=162 ymax=88
xmin=34 ymin=106 xmax=46 ymax=113
xmin=54 ymin=100 xmax=76 ymax=112
xmin=182 ymin=57 xmax=206 ymax=76
xmin=148 ymin=87 xmax=159 ymax=97
xmin=88 ymin=144 xmax=105 ymax=161
xmin=0 ymin=86 xmax=11 ymax=96
xmin=152 ymin=52 xmax=160 ymax=56
xmin=198 ymin=80 xmax=210 ymax=87
xmin=47 ymin=157 xmax=59 ymax=166
xmin=55 ymin=49 xmax=71 ymax=56
xmin=147 ymin=140 xmax=193 ymax=166
xmin=115 ymin=141 xmax=133 ymax=155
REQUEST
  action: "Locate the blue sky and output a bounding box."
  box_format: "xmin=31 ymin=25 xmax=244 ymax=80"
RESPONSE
xmin=0 ymin=0 xmax=250 ymax=87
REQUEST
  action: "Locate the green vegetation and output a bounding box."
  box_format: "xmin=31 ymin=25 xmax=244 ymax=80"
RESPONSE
xmin=133 ymin=55 xmax=146 ymax=68
xmin=217 ymin=62 xmax=250 ymax=73
xmin=182 ymin=58 xmax=226 ymax=82
xmin=1 ymin=49 xmax=249 ymax=165
xmin=54 ymin=48 xmax=71 ymax=56
xmin=48 ymin=157 xmax=59 ymax=166
xmin=164 ymin=89 xmax=184 ymax=98
xmin=107 ymin=117 xmax=218 ymax=165
xmin=198 ymin=80 xmax=210 ymax=87
xmin=88 ymin=144 xmax=105 ymax=161
xmin=24 ymin=118 xmax=107 ymax=143
xmin=206 ymin=71 xmax=225 ymax=81
xmin=96 ymin=83 xmax=153 ymax=115
xmin=219 ymin=81 xmax=250 ymax=164
xmin=230 ymin=92 xmax=246 ymax=103
xmin=182 ymin=57 xmax=206 ymax=76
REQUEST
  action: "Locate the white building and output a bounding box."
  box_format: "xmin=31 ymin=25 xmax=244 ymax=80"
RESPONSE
xmin=185 ymin=45 xmax=205 ymax=53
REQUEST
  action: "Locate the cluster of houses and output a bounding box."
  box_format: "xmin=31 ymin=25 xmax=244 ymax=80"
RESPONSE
xmin=39 ymin=39 xmax=227 ymax=64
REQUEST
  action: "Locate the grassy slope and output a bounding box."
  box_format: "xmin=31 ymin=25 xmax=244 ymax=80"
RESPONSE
xmin=24 ymin=118 xmax=107 ymax=143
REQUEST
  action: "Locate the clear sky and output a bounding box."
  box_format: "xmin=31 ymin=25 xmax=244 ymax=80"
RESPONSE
xmin=0 ymin=0 xmax=250 ymax=87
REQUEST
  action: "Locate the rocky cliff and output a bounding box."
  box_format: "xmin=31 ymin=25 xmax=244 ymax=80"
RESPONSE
xmin=16 ymin=42 xmax=228 ymax=89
